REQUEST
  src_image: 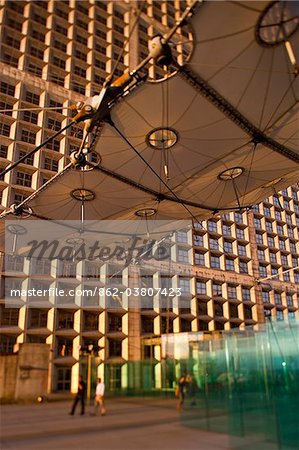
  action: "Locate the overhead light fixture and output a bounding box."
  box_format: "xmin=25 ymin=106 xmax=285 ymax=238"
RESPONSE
xmin=135 ymin=208 xmax=157 ymax=217
xmin=146 ymin=127 xmax=178 ymax=150
xmin=256 ymin=1 xmax=299 ymax=47
xmin=218 ymin=167 xmax=244 ymax=181
xmin=70 ymin=189 xmax=95 ymax=201
xmin=70 ymin=189 xmax=96 ymax=229
xmin=7 ymin=224 xmax=27 ymax=255
xmin=146 ymin=127 xmax=178 ymax=180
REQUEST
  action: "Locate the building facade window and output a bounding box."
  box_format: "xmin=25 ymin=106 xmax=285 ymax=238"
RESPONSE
xmin=28 ymin=309 xmax=48 ymax=328
xmin=212 ymin=283 xmax=222 ymax=297
xmin=108 ymin=339 xmax=122 ymax=357
xmin=238 ymin=244 xmax=247 ymax=256
xmin=223 ymin=224 xmax=232 ymax=236
xmin=194 ymin=235 xmax=204 ymax=247
xmin=242 ymin=287 xmax=251 ymax=301
xmin=268 ymin=236 xmax=275 ymax=247
xmin=18 ymin=150 xmax=34 ymax=166
xmin=0 ymin=123 xmax=10 ymax=137
xmin=196 ymin=281 xmax=206 ymax=295
xmin=236 ymin=228 xmax=245 ymax=240
xmin=0 ymin=336 xmax=17 ymax=354
xmin=25 ymin=91 xmax=40 ymax=104
xmin=224 ymin=241 xmax=233 ymax=253
xmin=286 ymin=294 xmax=293 ymax=306
xmin=207 ymin=221 xmax=218 ymax=233
xmin=254 ymin=218 xmax=262 ymax=228
xmin=177 ymin=230 xmax=188 ymax=243
xmin=83 ymin=312 xmax=99 ymax=331
xmin=178 ymin=248 xmax=189 ymax=263
xmin=225 ymin=258 xmax=235 ymax=271
xmin=234 ymin=212 xmax=243 ymax=223
xmin=0 ymin=82 xmax=15 ymax=96
xmin=16 ymin=171 xmax=32 ymax=187
xmin=179 ymin=278 xmax=190 ymax=293
xmin=256 ymin=232 xmax=264 ymax=244
xmin=0 ymin=145 xmax=8 ymax=158
xmin=211 ymin=255 xmax=220 ymax=269
xmin=44 ymin=157 xmax=59 ymax=172
xmin=210 ymin=238 xmax=219 ymax=250
xmin=194 ymin=252 xmax=205 ymax=266
xmin=262 ymin=291 xmax=270 ymax=303
xmin=0 ymin=306 xmax=19 ymax=326
xmin=228 ymin=285 xmax=237 ymax=300
xmin=264 ymin=206 xmax=271 ymax=217
xmin=239 ymin=261 xmax=248 ymax=273
xmin=259 ymin=265 xmax=267 ymax=278
xmin=274 ymin=292 xmax=282 ymax=305
xmin=21 ymin=129 xmax=36 ymax=144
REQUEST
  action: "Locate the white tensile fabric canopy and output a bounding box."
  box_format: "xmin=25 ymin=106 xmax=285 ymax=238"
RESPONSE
xmin=2 ymin=0 xmax=299 ymax=223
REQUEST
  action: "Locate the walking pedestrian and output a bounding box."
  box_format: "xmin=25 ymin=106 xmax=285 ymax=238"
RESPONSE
xmin=176 ymin=374 xmax=186 ymax=411
xmin=186 ymin=372 xmax=198 ymax=406
xmin=69 ymin=375 xmax=86 ymax=415
xmin=94 ymin=377 xmax=106 ymax=416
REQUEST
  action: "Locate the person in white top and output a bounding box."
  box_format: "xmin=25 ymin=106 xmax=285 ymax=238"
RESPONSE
xmin=94 ymin=378 xmax=106 ymax=416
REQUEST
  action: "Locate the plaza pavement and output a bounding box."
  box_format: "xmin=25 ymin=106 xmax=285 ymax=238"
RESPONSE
xmin=1 ymin=397 xmax=233 ymax=450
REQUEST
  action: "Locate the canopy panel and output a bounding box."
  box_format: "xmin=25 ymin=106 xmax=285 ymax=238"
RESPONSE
xmin=11 ymin=167 xmax=212 ymax=221
xmin=1 ymin=0 xmax=298 ymax=223
xmin=188 ymin=1 xmax=299 ymax=131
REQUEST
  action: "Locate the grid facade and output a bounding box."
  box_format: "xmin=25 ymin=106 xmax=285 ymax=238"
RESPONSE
xmin=192 ymin=195 xmax=299 ymax=331
xmin=0 ymin=0 xmax=298 ymax=393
